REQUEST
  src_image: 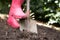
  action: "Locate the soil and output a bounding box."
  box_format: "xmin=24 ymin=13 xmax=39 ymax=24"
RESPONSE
xmin=0 ymin=18 xmax=60 ymax=40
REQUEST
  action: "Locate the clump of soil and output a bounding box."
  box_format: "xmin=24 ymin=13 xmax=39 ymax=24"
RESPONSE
xmin=0 ymin=18 xmax=60 ymax=40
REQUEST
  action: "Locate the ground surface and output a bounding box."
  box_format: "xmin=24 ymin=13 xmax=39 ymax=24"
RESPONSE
xmin=0 ymin=18 xmax=60 ymax=40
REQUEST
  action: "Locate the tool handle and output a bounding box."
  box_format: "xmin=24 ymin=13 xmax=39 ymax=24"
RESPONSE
xmin=25 ymin=0 xmax=30 ymax=28
xmin=27 ymin=0 xmax=30 ymax=11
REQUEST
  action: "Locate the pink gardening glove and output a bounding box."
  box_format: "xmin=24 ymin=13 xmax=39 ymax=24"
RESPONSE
xmin=7 ymin=16 xmax=20 ymax=28
xmin=7 ymin=0 xmax=29 ymax=28
xmin=9 ymin=7 xmax=27 ymax=19
xmin=7 ymin=0 xmax=25 ymax=29
xmin=9 ymin=0 xmax=27 ymax=19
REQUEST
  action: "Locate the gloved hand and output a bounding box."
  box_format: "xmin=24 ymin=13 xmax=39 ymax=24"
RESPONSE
xmin=7 ymin=0 xmax=30 ymax=28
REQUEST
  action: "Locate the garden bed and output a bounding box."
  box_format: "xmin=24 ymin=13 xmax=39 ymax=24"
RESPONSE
xmin=0 ymin=18 xmax=60 ymax=40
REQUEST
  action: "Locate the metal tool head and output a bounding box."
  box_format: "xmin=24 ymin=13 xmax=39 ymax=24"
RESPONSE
xmin=19 ymin=19 xmax=38 ymax=34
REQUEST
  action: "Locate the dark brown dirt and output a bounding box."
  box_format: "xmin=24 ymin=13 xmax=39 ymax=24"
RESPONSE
xmin=0 ymin=18 xmax=60 ymax=40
